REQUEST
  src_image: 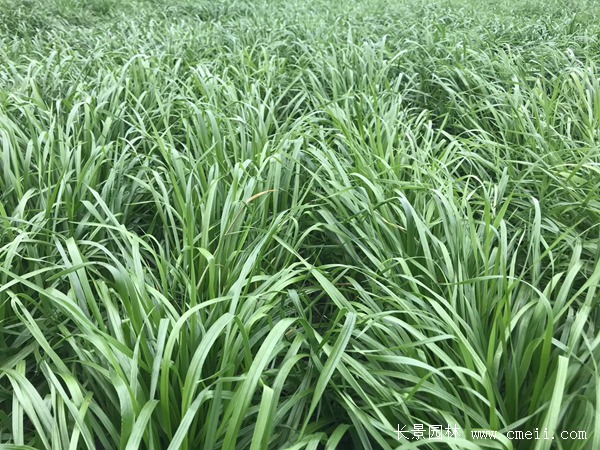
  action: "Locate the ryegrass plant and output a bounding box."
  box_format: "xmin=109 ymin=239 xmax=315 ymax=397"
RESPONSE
xmin=1 ymin=0 xmax=599 ymax=448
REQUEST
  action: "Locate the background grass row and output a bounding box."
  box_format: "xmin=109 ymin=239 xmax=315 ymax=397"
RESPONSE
xmin=1 ymin=0 xmax=599 ymax=448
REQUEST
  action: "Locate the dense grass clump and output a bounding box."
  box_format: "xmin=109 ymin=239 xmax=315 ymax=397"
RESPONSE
xmin=1 ymin=0 xmax=599 ymax=448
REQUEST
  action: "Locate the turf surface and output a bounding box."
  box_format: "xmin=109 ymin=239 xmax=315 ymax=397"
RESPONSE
xmin=0 ymin=0 xmax=599 ymax=448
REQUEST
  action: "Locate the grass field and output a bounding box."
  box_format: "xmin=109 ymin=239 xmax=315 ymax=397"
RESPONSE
xmin=1 ymin=0 xmax=599 ymax=448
